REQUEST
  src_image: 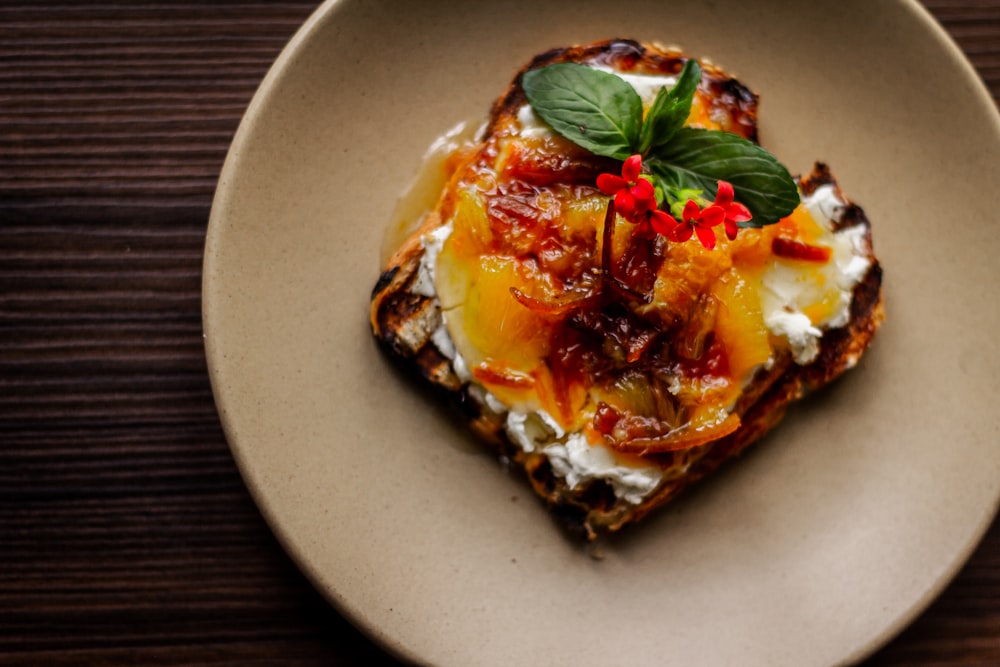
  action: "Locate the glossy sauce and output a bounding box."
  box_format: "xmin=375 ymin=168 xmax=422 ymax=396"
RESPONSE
xmin=380 ymin=119 xmax=481 ymax=265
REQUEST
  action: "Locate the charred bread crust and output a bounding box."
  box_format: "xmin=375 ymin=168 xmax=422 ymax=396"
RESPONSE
xmin=487 ymin=38 xmax=759 ymax=142
xmin=370 ymin=42 xmax=883 ymax=540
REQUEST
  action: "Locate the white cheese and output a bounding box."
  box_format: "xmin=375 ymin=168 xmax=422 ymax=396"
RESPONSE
xmin=411 ymin=221 xmax=453 ymax=297
xmin=760 ymin=184 xmax=872 ymax=364
xmin=516 ymin=105 xmax=552 ymax=140
xmin=450 ymin=352 xmax=472 ymax=383
xmin=543 ymin=433 xmax=664 ymax=505
xmin=430 ymin=321 xmax=456 ymax=360
xmin=504 ymin=409 xmax=562 ymax=453
xmin=466 ymin=383 xmax=507 ymax=416
xmin=503 ymin=408 xmax=662 ymax=505
xmin=804 ymin=183 xmax=843 ymax=222
xmin=834 ymin=225 xmax=873 ymax=289
xmin=764 ymin=310 xmax=822 ymax=365
xmin=589 ymin=65 xmax=677 ymax=106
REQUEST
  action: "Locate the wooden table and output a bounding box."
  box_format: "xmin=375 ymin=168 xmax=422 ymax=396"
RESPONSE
xmin=2 ymin=2 xmax=998 ymax=664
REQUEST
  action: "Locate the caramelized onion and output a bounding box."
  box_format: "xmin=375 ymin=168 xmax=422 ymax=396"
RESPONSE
xmin=601 ymin=201 xmax=652 ymax=304
xmin=626 ymin=328 xmax=659 ymax=363
xmin=504 ymin=139 xmax=607 ymax=186
xmin=676 ymin=292 xmax=718 ymax=361
xmin=617 ymin=229 xmax=666 ymax=296
xmin=509 ymin=284 xmax=599 ymax=316
xmin=608 ymin=413 xmax=741 ymax=454
xmin=472 ymin=363 xmax=535 ymax=389
xmin=595 ymin=399 xmax=740 ymax=454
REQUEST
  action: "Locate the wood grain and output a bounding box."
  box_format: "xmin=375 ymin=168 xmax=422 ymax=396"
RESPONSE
xmin=1 ymin=2 xmax=998 ymax=665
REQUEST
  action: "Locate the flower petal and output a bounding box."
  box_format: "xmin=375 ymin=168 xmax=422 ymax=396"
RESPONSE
xmin=695 ymin=224 xmax=717 ymax=250
xmin=632 ymin=219 xmax=656 ymax=240
xmin=699 ymin=204 xmax=725 ymax=228
xmin=632 ymin=177 xmax=654 ymax=200
xmin=649 ymin=209 xmax=679 ymax=237
xmin=724 ymin=219 xmax=739 ymax=241
xmin=671 ymin=222 xmax=694 ymax=242
xmin=682 ymin=199 xmax=702 ymax=223
xmin=615 ymin=190 xmax=637 ymax=217
xmin=631 ymin=178 xmax=656 ymax=213
xmin=622 ymin=154 xmax=643 ymax=182
xmin=597 ymin=173 xmax=627 ymax=195
xmin=714 ymin=180 xmax=734 ymax=208
xmin=727 ymin=201 xmax=752 ymax=224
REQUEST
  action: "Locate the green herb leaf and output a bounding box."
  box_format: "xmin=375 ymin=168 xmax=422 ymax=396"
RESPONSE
xmin=638 ymin=59 xmax=701 ymax=154
xmin=522 ymin=63 xmax=642 ymax=160
xmin=647 ymin=128 xmax=799 ymax=225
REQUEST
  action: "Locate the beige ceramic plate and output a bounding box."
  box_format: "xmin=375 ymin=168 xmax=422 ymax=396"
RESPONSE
xmin=204 ymin=1 xmax=1000 ymax=665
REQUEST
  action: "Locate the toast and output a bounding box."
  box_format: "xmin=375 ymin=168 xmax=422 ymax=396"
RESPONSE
xmin=371 ymin=39 xmax=883 ymax=539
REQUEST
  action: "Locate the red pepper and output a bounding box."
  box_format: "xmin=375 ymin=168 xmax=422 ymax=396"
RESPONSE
xmin=772 ymin=237 xmax=832 ymax=263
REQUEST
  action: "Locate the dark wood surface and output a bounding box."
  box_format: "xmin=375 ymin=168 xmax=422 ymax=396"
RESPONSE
xmin=2 ymin=2 xmax=998 ymax=665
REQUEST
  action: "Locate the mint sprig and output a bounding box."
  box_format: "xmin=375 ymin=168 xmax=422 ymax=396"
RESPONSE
xmin=648 ymin=129 xmax=799 ymax=225
xmin=637 ymin=59 xmax=700 ymax=154
xmin=521 ymin=60 xmax=798 ymax=226
xmin=521 ymin=63 xmax=641 ymax=160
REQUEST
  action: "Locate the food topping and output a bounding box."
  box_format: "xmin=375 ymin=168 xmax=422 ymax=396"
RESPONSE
xmin=417 ymin=52 xmax=874 ymax=499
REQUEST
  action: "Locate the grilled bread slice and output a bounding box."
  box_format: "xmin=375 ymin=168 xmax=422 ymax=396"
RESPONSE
xmin=371 ymin=39 xmax=883 ymax=539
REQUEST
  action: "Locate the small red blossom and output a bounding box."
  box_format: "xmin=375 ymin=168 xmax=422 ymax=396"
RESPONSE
xmin=670 ymin=199 xmax=725 ymax=250
xmin=648 ymin=209 xmax=680 ymax=239
xmin=596 ymin=154 xmax=656 ymax=222
xmin=712 ymin=180 xmax=752 ymax=240
xmin=630 ymin=208 xmax=679 ymax=240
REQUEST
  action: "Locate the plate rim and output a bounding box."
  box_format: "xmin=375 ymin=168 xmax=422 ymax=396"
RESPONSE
xmin=202 ymin=1 xmax=1000 ymax=664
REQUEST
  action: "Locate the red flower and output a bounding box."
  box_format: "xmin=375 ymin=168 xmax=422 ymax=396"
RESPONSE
xmin=633 ymin=208 xmax=679 ymax=240
xmin=596 ymin=154 xmax=656 ymax=222
xmin=651 ymin=209 xmax=680 ymax=238
xmin=712 ymin=180 xmax=752 ymax=240
xmin=670 ymin=199 xmax=725 ymax=250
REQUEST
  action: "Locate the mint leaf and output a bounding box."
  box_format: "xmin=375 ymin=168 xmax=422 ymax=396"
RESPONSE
xmin=647 ymin=128 xmax=799 ymax=225
xmin=522 ymin=63 xmax=642 ymax=160
xmin=638 ymin=59 xmax=701 ymax=154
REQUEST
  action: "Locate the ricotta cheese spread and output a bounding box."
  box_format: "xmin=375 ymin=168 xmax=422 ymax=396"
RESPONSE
xmin=759 ymin=185 xmax=872 ymax=363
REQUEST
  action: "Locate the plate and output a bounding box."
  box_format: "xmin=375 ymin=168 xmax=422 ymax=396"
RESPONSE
xmin=203 ymin=1 xmax=1000 ymax=665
